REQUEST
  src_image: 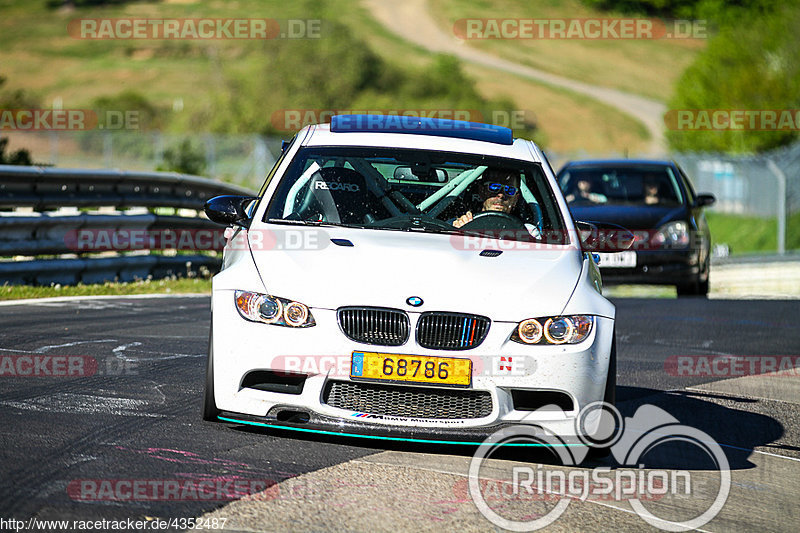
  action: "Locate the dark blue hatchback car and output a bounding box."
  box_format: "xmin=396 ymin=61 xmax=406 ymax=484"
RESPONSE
xmin=556 ymin=160 xmax=715 ymax=296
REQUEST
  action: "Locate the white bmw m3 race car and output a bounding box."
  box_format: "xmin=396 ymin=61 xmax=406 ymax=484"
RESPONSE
xmin=203 ymin=114 xmax=623 ymax=445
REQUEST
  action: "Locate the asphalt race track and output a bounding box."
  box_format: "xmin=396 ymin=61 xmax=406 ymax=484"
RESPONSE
xmin=1 ymin=295 xmax=798 ymax=531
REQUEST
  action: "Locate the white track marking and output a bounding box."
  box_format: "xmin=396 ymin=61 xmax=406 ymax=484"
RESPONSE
xmin=0 ymin=393 xmax=164 ymax=417
xmin=35 ymin=339 xmax=118 ymax=353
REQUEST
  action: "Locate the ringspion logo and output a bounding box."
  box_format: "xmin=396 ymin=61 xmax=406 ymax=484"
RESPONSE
xmin=470 ymin=403 xmax=730 ymax=531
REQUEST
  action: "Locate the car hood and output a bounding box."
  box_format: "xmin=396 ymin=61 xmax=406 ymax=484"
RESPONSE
xmin=248 ymin=226 xmax=583 ymax=321
xmin=569 ymin=205 xmax=686 ymax=230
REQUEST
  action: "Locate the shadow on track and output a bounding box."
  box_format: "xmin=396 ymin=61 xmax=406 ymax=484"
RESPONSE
xmin=220 ymin=385 xmax=780 ymax=471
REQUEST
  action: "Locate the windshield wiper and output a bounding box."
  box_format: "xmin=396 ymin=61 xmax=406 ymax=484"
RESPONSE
xmin=266 ymin=218 xmax=364 ymax=229
xmin=268 ymin=217 xmax=492 ymax=239
xmin=267 ymin=218 xmax=315 ymax=225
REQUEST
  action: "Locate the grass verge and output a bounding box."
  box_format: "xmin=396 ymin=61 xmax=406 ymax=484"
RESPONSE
xmin=707 ymin=211 xmax=800 ymax=255
xmin=603 ymin=284 xmax=676 ymax=298
xmin=0 ymin=277 xmax=211 ymax=301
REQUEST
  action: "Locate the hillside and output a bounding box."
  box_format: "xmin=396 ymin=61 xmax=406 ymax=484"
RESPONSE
xmin=0 ymin=0 xmax=701 ymax=156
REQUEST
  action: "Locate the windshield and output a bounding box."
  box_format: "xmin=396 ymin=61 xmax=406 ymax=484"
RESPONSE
xmin=558 ymin=164 xmax=684 ymax=207
xmin=264 ymin=147 xmax=568 ymax=244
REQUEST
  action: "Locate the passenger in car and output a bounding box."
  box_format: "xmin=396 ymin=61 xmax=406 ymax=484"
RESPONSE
xmin=643 ymin=174 xmax=662 ymax=205
xmin=565 ymin=178 xmax=607 ymax=204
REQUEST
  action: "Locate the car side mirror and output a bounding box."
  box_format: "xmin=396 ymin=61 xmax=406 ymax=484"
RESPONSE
xmin=575 ymin=220 xmax=635 ymax=252
xmin=204 ymin=195 xmax=259 ymax=227
xmin=695 ymin=193 xmax=715 ymax=207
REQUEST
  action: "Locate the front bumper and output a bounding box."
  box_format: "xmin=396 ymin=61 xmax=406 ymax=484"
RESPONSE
xmin=600 ymin=249 xmax=703 ymax=285
xmin=210 ymin=289 xmax=615 ymax=442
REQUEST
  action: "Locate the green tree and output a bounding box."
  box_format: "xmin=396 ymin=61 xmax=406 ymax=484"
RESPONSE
xmin=189 ymin=17 xmax=537 ymax=140
xmin=157 ymin=139 xmax=206 ymax=176
xmin=92 ymin=90 xmax=167 ymax=131
xmin=0 ymin=137 xmax=33 ymax=165
xmin=0 ymin=75 xmax=36 ymax=165
xmin=0 ymin=74 xmax=40 ymax=110
xmin=666 ymin=2 xmax=800 ymax=153
xmin=580 ymin=0 xmax=781 ymax=19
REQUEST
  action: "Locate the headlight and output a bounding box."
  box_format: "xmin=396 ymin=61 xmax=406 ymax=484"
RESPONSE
xmin=651 ymin=221 xmax=689 ymax=249
xmin=511 ymin=315 xmax=594 ymax=345
xmin=544 ymin=317 xmax=573 ymax=344
xmin=234 ymin=290 xmax=315 ymax=327
xmin=517 ymin=319 xmax=543 ymax=344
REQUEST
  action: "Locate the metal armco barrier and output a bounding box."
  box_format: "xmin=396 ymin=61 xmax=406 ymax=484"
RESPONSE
xmin=0 ymin=165 xmax=254 ymax=210
xmin=0 ymin=214 xmax=223 ymax=256
xmin=0 ymin=255 xmax=221 ymax=286
xmin=0 ymin=165 xmax=256 ymax=285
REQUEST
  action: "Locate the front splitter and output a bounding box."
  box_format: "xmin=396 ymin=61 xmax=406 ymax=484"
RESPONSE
xmin=215 ymin=409 xmax=582 ymax=447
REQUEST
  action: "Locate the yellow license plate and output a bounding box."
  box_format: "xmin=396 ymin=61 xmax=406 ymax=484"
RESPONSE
xmin=350 ymin=351 xmax=472 ymax=387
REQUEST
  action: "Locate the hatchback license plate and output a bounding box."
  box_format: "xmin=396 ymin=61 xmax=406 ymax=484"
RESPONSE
xmin=596 ymin=251 xmax=636 ymax=268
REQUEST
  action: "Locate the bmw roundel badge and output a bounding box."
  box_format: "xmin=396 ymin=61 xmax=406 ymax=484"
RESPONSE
xmin=406 ymin=296 xmax=423 ymax=307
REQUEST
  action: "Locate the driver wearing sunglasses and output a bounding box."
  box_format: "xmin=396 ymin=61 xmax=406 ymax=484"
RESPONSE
xmin=452 ymin=170 xmax=520 ymax=228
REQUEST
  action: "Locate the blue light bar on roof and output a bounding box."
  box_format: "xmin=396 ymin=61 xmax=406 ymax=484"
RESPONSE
xmin=329 ymin=114 xmax=514 ymax=145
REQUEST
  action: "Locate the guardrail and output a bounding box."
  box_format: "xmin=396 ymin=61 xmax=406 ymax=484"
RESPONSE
xmin=0 ymin=165 xmax=256 ymax=285
xmin=0 ymin=214 xmax=222 ymax=256
xmin=0 ymin=165 xmax=254 ymax=210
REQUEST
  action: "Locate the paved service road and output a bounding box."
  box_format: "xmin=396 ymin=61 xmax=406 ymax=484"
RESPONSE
xmin=364 ymin=0 xmax=668 ymax=155
xmin=0 ymin=296 xmax=798 ymax=531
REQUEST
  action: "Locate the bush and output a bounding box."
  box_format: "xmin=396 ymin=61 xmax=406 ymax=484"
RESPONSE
xmin=188 ymin=19 xmax=537 ymax=139
xmin=91 ymin=90 xmax=168 ymax=131
xmin=0 ymin=74 xmax=40 ymax=110
xmin=46 ymin=0 xmax=149 ymax=8
xmin=157 ymin=139 xmax=206 ymax=176
xmin=580 ymin=0 xmax=782 ymax=19
xmin=0 ymin=137 xmax=33 ymax=165
xmin=666 ymin=2 xmax=800 ymax=153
